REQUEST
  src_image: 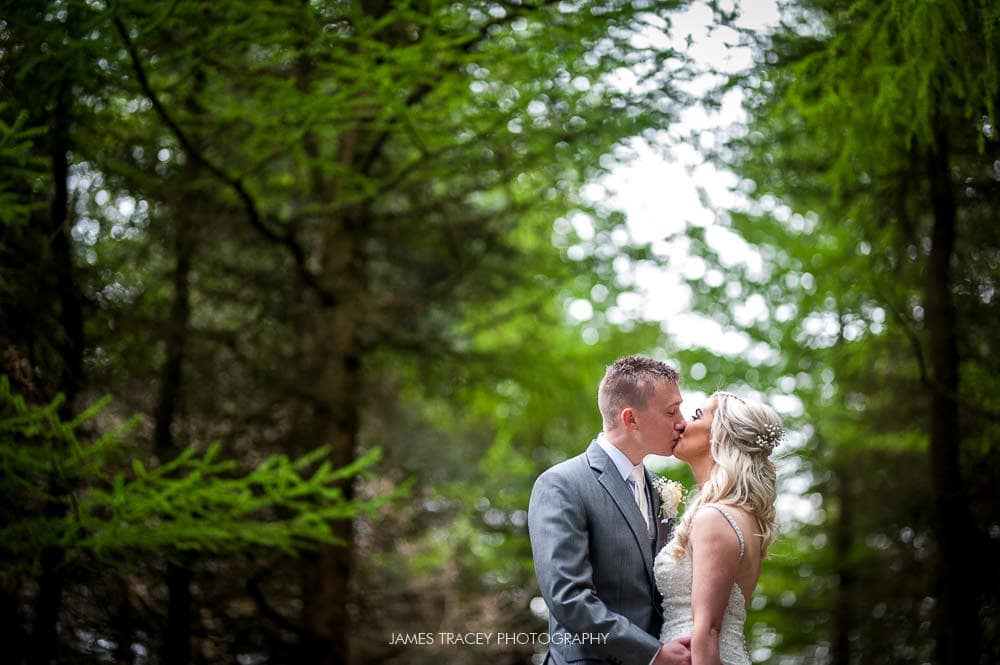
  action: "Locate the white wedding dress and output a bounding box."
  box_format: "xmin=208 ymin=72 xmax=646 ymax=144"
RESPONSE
xmin=654 ymin=504 xmax=751 ymax=665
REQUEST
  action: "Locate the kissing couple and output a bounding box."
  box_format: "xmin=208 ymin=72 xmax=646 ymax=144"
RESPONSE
xmin=528 ymin=355 xmax=783 ymax=665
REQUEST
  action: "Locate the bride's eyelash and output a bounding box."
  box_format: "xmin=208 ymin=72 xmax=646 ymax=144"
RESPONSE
xmin=691 ymin=408 xmax=703 ymax=421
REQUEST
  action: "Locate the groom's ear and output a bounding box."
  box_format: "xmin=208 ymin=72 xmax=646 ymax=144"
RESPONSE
xmin=620 ymin=407 xmax=638 ymax=430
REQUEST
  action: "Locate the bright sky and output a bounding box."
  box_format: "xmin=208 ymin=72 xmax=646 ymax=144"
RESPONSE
xmin=593 ymin=0 xmax=781 ymax=355
xmin=583 ymin=0 xmax=820 ymax=525
xmin=566 ymin=0 xmax=784 ymax=385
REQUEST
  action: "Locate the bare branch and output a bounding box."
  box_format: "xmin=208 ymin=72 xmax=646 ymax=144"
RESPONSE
xmin=876 ymin=280 xmax=1000 ymax=421
xmin=110 ymin=13 xmax=336 ymax=306
xmin=247 ymin=568 xmax=305 ymax=636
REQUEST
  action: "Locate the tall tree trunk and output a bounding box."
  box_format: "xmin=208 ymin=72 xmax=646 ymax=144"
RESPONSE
xmin=29 ymin=76 xmax=79 ymax=665
xmin=830 ymin=457 xmax=854 ymax=665
xmin=298 ymin=241 xmax=364 ymax=665
xmin=0 ymin=581 xmax=24 ymax=665
xmin=925 ymin=133 xmax=980 ymax=665
xmin=154 ymin=213 xmax=195 ymax=665
xmin=292 ymin=7 xmax=376 ymax=648
xmin=30 ymin=544 xmax=65 ymax=665
xmin=297 ymin=116 xmax=367 ymax=662
xmin=47 ymin=82 xmax=84 ymax=411
xmin=163 ymin=562 xmax=194 ymax=665
xmin=298 ymin=375 xmax=361 ymax=665
xmin=111 ymin=569 xmax=138 ymax=665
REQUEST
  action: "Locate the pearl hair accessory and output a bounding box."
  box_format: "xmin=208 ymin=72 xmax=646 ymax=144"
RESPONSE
xmin=755 ymin=423 xmax=784 ymax=449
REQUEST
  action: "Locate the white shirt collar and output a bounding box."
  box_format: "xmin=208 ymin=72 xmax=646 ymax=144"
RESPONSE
xmin=596 ymin=432 xmax=644 ymax=483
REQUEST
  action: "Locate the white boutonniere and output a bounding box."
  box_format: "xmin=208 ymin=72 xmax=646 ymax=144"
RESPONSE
xmin=650 ymin=475 xmax=685 ymax=523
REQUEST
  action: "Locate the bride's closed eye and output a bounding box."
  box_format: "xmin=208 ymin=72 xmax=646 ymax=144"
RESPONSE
xmin=691 ymin=408 xmax=703 ymax=421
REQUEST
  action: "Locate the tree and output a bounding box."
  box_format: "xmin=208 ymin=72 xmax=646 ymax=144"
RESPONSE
xmin=679 ymin=0 xmax=1000 ymax=661
xmin=0 ymin=377 xmax=394 ymax=664
xmin=3 ymin=0 xmax=693 ymax=662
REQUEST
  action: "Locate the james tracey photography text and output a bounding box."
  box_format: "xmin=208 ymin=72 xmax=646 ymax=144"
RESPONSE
xmin=388 ymin=632 xmax=610 ymax=646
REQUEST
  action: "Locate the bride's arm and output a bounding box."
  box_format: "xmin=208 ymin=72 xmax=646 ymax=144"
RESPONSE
xmin=689 ymin=508 xmax=743 ymax=665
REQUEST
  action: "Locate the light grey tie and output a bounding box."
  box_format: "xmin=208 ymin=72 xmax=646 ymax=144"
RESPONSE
xmin=628 ymin=466 xmax=651 ymax=533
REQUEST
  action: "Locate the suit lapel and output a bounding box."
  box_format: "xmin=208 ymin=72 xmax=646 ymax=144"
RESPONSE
xmin=645 ymin=468 xmax=672 ymax=620
xmin=646 ymin=467 xmax=660 ymax=540
xmin=646 ymin=467 xmax=672 ymax=553
xmin=587 ymin=441 xmax=654 ymax=584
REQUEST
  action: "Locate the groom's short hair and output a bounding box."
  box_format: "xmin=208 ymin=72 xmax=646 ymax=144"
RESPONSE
xmin=598 ymin=355 xmax=680 ymax=428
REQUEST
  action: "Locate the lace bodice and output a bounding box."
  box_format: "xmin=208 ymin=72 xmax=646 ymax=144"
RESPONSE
xmin=654 ymin=504 xmax=750 ymax=665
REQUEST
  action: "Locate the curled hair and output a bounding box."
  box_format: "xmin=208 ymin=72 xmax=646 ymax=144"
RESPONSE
xmin=598 ymin=355 xmax=680 ymax=429
xmin=670 ymin=391 xmax=781 ymax=559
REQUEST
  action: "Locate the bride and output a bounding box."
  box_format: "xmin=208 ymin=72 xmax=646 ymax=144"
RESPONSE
xmin=655 ymin=391 xmax=782 ymax=665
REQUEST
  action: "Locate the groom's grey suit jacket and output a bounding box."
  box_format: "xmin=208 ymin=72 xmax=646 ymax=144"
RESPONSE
xmin=528 ymin=439 xmax=672 ymax=665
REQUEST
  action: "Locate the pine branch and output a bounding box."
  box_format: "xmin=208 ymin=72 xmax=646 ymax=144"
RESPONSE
xmin=0 ymin=380 xmax=407 ymax=575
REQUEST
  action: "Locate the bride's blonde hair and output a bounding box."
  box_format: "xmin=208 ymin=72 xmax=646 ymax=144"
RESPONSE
xmin=670 ymin=391 xmax=781 ymax=560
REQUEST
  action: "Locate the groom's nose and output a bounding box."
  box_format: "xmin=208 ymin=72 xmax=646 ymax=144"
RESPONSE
xmin=675 ymin=415 xmax=687 ymax=432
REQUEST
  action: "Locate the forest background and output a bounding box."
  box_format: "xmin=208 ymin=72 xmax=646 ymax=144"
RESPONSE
xmin=2 ymin=1 xmax=999 ymax=664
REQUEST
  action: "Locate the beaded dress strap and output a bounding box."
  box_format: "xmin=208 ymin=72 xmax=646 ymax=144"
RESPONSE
xmin=703 ymin=504 xmax=745 ymax=560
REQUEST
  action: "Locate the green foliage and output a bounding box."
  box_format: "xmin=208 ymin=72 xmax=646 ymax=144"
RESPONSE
xmin=779 ymin=0 xmax=999 ymax=183
xmin=673 ymin=0 xmax=1000 ymax=661
xmin=2 ymin=1 xmax=698 ymax=659
xmin=0 ymin=107 xmax=46 ymax=229
xmin=0 ymin=376 xmax=399 ymax=575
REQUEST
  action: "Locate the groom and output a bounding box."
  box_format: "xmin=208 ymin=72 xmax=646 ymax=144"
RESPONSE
xmin=528 ymin=356 xmax=691 ymax=665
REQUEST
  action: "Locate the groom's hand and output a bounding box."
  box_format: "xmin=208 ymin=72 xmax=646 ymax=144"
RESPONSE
xmin=653 ymin=637 xmax=691 ymax=665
